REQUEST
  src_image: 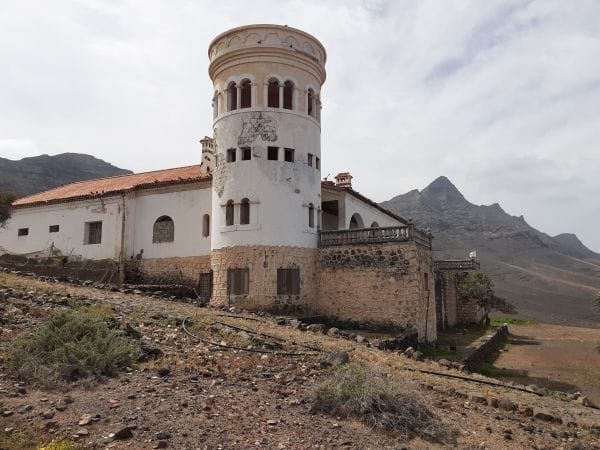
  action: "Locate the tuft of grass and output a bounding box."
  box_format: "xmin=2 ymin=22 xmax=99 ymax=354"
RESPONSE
xmin=312 ymin=363 xmax=456 ymax=443
xmin=490 ymin=316 xmax=536 ymax=326
xmin=8 ymin=310 xmax=137 ymax=387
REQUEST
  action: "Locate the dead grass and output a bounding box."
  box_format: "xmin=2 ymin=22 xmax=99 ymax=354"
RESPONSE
xmin=312 ymin=363 xmax=457 ymax=443
xmin=8 ymin=310 xmax=137 ymax=387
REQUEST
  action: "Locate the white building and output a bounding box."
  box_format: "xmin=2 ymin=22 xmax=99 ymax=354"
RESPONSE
xmin=0 ymin=25 xmax=438 ymax=340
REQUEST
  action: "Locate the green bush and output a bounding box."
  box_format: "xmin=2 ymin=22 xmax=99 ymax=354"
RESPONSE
xmin=457 ymin=272 xmax=494 ymax=307
xmin=312 ymin=363 xmax=456 ymax=443
xmin=9 ymin=310 xmax=136 ymax=386
xmin=490 ymin=295 xmax=517 ymax=314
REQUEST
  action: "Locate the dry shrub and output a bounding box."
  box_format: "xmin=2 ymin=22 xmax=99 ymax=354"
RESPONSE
xmin=8 ymin=310 xmax=137 ymax=387
xmin=312 ymin=363 xmax=456 ymax=443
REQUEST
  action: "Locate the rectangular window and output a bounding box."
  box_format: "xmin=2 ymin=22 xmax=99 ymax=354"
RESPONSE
xmin=49 ymin=225 xmax=59 ymax=233
xmin=316 ymin=157 xmax=320 ymax=170
xmin=424 ymin=272 xmax=429 ymax=291
xmin=226 ymin=148 xmax=236 ymax=163
xmin=307 ymin=153 xmax=313 ymax=167
xmin=268 ymin=146 xmax=279 ymax=161
xmin=284 ymin=148 xmax=295 ymax=162
xmin=198 ymin=271 xmax=213 ymax=299
xmin=227 ymin=268 xmax=249 ymax=295
xmin=241 ymin=147 xmax=251 ymax=161
xmin=84 ymin=221 xmax=102 ymax=245
xmin=18 ymin=228 xmax=29 ymax=236
xmin=277 ymin=268 xmax=300 ymax=295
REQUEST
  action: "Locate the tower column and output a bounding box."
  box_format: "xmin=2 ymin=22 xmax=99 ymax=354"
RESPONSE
xmin=278 ymin=84 xmax=284 ymax=109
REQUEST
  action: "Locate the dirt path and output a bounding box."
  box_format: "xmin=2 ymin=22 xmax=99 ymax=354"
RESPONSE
xmin=495 ymin=323 xmax=600 ymax=405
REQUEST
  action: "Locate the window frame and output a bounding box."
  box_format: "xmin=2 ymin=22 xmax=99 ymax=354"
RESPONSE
xmin=152 ymin=215 xmax=175 ymax=244
xmin=268 ymin=146 xmax=279 ymax=161
xmin=307 ymin=153 xmax=313 ymax=167
xmin=17 ymin=228 xmax=29 ymax=237
xmin=225 ymin=200 xmax=235 ymax=226
xmin=227 ymin=268 xmax=249 ymax=296
xmin=49 ymin=225 xmax=59 ymax=233
xmin=226 ymin=148 xmax=237 ymax=163
xmin=84 ymin=221 xmax=102 ymax=245
xmin=277 ymin=268 xmax=300 ymax=295
xmin=284 ymin=148 xmax=295 ymax=162
xmin=240 ymin=198 xmax=250 ymax=225
xmin=315 ymin=157 xmax=320 ymax=170
xmin=241 ymin=147 xmax=251 ymax=161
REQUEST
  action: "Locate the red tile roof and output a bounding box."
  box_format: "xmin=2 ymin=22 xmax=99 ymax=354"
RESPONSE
xmin=13 ymin=165 xmax=211 ymax=208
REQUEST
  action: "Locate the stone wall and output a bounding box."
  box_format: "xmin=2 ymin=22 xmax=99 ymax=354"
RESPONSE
xmin=128 ymin=255 xmax=211 ymax=286
xmin=463 ymin=324 xmax=509 ymax=370
xmin=435 ymin=269 xmax=486 ymax=328
xmin=210 ymin=246 xmax=318 ymax=312
xmin=316 ymin=242 xmax=437 ymax=341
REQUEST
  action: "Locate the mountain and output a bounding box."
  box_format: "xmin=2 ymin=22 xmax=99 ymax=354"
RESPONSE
xmin=0 ymin=153 xmax=131 ymax=197
xmin=381 ymin=176 xmax=600 ymax=327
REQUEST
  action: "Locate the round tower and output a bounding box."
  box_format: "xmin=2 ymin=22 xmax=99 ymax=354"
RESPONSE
xmin=207 ymin=24 xmax=326 ymax=309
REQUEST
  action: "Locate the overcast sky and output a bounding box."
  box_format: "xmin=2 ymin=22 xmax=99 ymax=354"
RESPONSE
xmin=1 ymin=0 xmax=599 ymax=251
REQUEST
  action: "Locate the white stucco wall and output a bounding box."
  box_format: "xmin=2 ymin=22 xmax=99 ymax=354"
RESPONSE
xmin=130 ymin=184 xmax=212 ymax=258
xmin=0 ymin=197 xmax=124 ymax=260
xmin=211 ymin=110 xmax=322 ymax=249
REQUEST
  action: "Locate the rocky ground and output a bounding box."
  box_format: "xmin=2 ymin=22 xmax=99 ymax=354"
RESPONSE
xmin=0 ymin=271 xmax=599 ymax=449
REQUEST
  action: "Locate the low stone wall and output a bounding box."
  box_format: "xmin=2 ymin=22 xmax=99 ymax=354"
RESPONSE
xmin=0 ymin=254 xmax=118 ymax=283
xmin=463 ymin=324 xmax=509 ymax=369
xmin=127 ymin=255 xmax=211 ymax=286
xmin=316 ymin=242 xmax=437 ymax=341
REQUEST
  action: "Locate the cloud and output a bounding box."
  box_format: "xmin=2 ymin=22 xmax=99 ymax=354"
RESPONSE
xmin=0 ymin=0 xmax=599 ymax=251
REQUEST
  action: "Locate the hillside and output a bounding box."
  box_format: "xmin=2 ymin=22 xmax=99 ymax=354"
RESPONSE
xmin=0 ymin=153 xmax=131 ymax=197
xmin=381 ymin=176 xmax=600 ymax=327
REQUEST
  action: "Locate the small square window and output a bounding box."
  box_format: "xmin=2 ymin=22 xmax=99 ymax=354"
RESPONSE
xmin=241 ymin=147 xmax=251 ymax=160
xmin=49 ymin=225 xmax=59 ymax=233
xmin=226 ymin=148 xmax=236 ymax=163
xmin=18 ymin=228 xmax=29 ymax=236
xmin=315 ymin=157 xmax=320 ymax=170
xmin=307 ymin=153 xmax=313 ymax=166
xmin=268 ymin=146 xmax=278 ymax=161
xmin=85 ymin=221 xmax=102 ymax=245
xmin=284 ymin=148 xmax=294 ymax=162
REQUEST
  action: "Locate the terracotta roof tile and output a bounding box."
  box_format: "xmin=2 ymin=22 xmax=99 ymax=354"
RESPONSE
xmin=13 ymin=165 xmax=211 ymax=208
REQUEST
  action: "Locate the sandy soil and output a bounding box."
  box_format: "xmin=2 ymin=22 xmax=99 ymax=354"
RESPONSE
xmin=494 ymin=323 xmax=600 ymax=405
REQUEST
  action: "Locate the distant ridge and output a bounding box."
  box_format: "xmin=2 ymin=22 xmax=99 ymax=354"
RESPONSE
xmin=0 ymin=153 xmax=132 ymax=197
xmin=381 ymin=176 xmax=600 ymax=327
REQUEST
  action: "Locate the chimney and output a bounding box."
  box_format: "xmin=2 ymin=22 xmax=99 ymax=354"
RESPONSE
xmin=334 ymin=172 xmax=353 ymax=188
xmin=200 ymin=136 xmax=215 ymax=172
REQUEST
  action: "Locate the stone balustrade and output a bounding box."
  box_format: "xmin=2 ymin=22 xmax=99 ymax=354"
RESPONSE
xmin=319 ymin=225 xmax=432 ymax=249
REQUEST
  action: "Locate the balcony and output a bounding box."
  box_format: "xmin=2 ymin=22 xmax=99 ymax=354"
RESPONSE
xmin=318 ymin=225 xmax=432 ymax=249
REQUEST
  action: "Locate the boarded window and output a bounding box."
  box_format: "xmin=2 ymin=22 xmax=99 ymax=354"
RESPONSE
xmin=198 ymin=271 xmax=213 ymax=299
xmin=240 ymin=198 xmax=250 ymax=225
xmin=49 ymin=225 xmax=59 ymax=233
xmin=241 ymin=147 xmax=251 ymax=160
xmin=84 ymin=221 xmax=102 ymax=245
xmin=240 ymin=79 xmax=251 ymax=108
xmin=307 ymin=153 xmax=313 ymax=167
xmin=284 ymin=148 xmax=294 ymax=162
xmin=153 ymin=216 xmax=174 ymax=243
xmin=18 ymin=228 xmax=29 ymax=236
xmin=283 ymin=80 xmax=294 ymax=109
xmin=277 ymin=268 xmax=300 ymax=295
xmin=228 ymin=268 xmax=249 ymax=295
xmin=202 ymin=214 xmax=210 ymax=237
xmin=227 ymin=148 xmax=236 ymax=163
xmin=268 ymin=79 xmax=279 ymax=107
xmin=268 ymin=146 xmax=279 ymax=160
xmin=225 ymin=200 xmax=234 ymax=226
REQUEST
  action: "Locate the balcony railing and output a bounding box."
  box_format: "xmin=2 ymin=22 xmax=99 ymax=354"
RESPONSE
xmin=434 ymin=259 xmax=480 ymax=271
xmin=319 ymin=225 xmax=432 ymax=249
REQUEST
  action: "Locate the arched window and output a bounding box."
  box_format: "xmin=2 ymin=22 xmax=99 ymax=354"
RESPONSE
xmin=153 ymin=216 xmax=174 ymax=243
xmin=202 ymin=214 xmax=210 ymax=237
xmin=307 ymin=88 xmax=315 ymax=117
xmin=308 ymin=203 xmax=315 ymax=228
xmin=240 ymin=79 xmax=251 ymax=108
xmin=240 ymin=198 xmax=250 ymax=225
xmin=268 ymin=78 xmax=280 ymax=108
xmin=226 ymin=200 xmax=234 ymax=226
xmin=227 ymin=82 xmax=237 ymax=111
xmin=349 ymin=213 xmax=364 ymax=229
xmin=370 ymin=221 xmax=379 ymax=228
xmin=212 ymin=91 xmax=219 ymax=118
xmin=283 ymin=80 xmax=294 ymax=109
